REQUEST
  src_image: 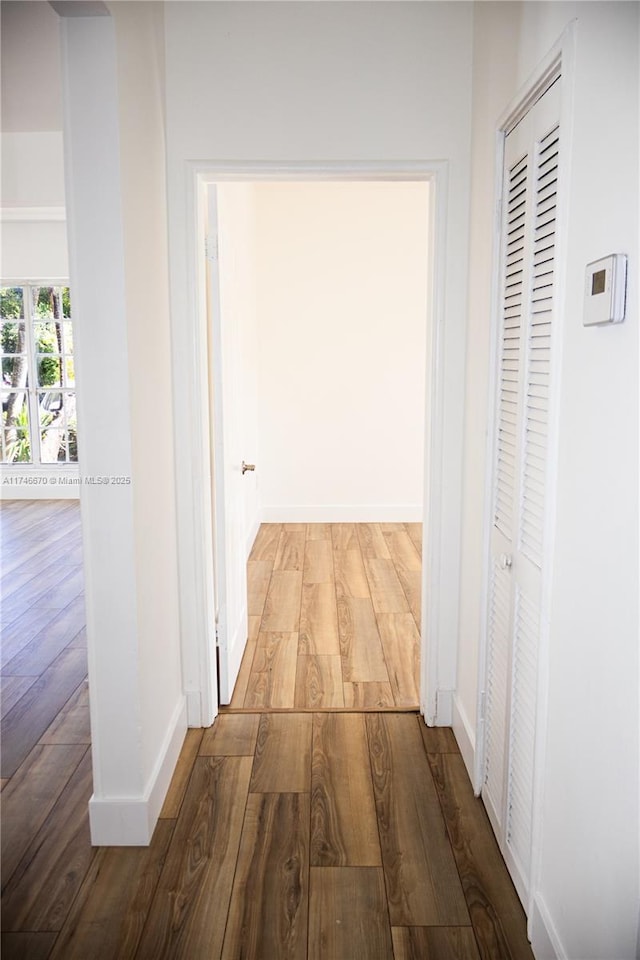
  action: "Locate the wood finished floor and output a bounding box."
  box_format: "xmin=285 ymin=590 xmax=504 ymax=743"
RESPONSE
xmin=234 ymin=522 xmax=422 ymax=710
xmin=1 ymin=502 xmax=533 ymax=960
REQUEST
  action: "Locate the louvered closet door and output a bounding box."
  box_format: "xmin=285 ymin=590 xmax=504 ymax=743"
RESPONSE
xmin=483 ymin=78 xmax=561 ymax=909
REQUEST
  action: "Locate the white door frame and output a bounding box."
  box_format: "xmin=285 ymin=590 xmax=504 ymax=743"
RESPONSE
xmin=473 ymin=22 xmax=576 ymax=935
xmin=176 ymin=159 xmax=454 ymax=728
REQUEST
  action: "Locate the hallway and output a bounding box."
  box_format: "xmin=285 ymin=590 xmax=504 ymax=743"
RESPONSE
xmin=233 ymin=522 xmax=422 ymax=710
xmin=1 ymin=502 xmax=532 ymax=959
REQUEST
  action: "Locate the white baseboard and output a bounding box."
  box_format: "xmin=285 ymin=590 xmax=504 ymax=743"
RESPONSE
xmin=530 ymin=894 xmax=564 ymax=960
xmin=185 ymin=688 xmax=203 ymax=727
xmin=435 ymin=688 xmax=453 ymax=725
xmin=261 ymin=503 xmax=423 ymax=523
xmin=89 ymin=696 xmax=187 ymax=846
xmin=452 ymin=693 xmax=476 ymax=784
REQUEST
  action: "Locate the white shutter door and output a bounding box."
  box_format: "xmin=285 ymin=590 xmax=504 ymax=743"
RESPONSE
xmin=483 ymin=79 xmax=561 ymax=908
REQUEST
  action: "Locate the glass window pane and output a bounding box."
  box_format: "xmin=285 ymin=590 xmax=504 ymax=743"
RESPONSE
xmin=3 ymin=428 xmax=31 ymax=463
xmin=1 ymin=322 xmax=27 ymax=357
xmin=40 ymin=428 xmax=66 ymax=463
xmin=2 ymin=357 xmax=29 ymax=387
xmin=32 ymin=286 xmax=63 ymax=320
xmin=63 ymin=321 xmax=74 ymax=355
xmin=33 ymin=320 xmax=60 ymax=351
xmin=38 ymin=391 xmax=63 ymax=430
xmin=38 ymin=355 xmax=62 ymax=388
xmin=62 ymin=288 xmax=72 ymax=319
xmin=65 ymin=357 xmax=75 ymax=388
xmin=0 ymin=287 xmax=24 ymax=320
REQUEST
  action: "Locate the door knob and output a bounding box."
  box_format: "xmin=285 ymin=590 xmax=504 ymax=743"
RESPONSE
xmin=500 ymin=553 xmax=513 ymax=569
xmin=242 ymin=461 xmax=255 ymax=475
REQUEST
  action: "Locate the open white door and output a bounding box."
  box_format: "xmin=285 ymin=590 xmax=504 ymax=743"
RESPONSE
xmin=206 ymin=185 xmax=249 ymax=704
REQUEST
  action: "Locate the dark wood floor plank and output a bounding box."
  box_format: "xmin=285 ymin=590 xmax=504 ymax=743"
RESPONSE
xmin=229 ymin=616 xmax=260 ymax=709
xmin=249 ymin=523 xmax=282 ymax=562
xmin=0 ymin=932 xmax=57 ymax=960
xmin=250 ymin=713 xmax=312 ymax=793
xmin=309 ymin=867 xmax=393 ymax=960
xmin=299 ymin=582 xmax=340 ymax=656
xmin=366 ymin=714 xmax=470 ymax=926
xmin=39 ymin=679 xmax=90 ymax=745
xmin=0 ymin=532 xmax=82 ymax=606
xmin=1 ymin=646 xmax=88 ymax=778
xmin=158 ymin=729 xmax=203 ymax=819
xmin=49 ymin=819 xmax=175 ymax=960
xmin=295 ymin=655 xmax=344 ymax=709
xmin=419 ymin=724 xmax=460 ymax=755
xmin=0 ymin=560 xmax=83 ymax=627
xmin=0 ymin=675 xmax=37 ymax=719
xmin=4 ymin=595 xmax=86 ymax=677
xmin=311 ymin=713 xmax=381 ymax=866
xmin=222 ymin=793 xmax=310 ymax=959
xmin=1 ymin=743 xmax=87 ymax=889
xmin=1 ymin=749 xmax=94 ymax=932
xmin=392 ymin=926 xmax=481 ymax=960
xmin=337 ymin=596 xmax=389 ymax=683
xmin=134 ymin=757 xmax=252 ymax=960
xmin=427 ymin=753 xmax=534 ymax=960
xmin=1 ymin=605 xmax=69 ymax=669
xmin=200 ymin=713 xmax=260 ymax=756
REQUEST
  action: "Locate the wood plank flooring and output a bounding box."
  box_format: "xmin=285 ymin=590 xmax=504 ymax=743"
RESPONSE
xmin=1 ymin=502 xmax=534 ymax=959
xmin=236 ymin=523 xmax=422 ymax=710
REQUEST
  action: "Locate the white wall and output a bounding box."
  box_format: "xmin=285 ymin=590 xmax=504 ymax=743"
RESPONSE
xmin=458 ymin=4 xmax=639 ymax=957
xmin=59 ymin=2 xmax=185 ymax=844
xmin=164 ymin=0 xmax=474 ymax=719
xmin=0 ymin=2 xmax=68 ymax=279
xmin=253 ymin=181 xmax=428 ymax=521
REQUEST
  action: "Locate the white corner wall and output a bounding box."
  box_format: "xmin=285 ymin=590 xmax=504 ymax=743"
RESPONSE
xmin=60 ymin=3 xmax=184 ymax=845
xmin=253 ymin=181 xmax=429 ymax=522
xmin=459 ymin=3 xmax=639 ymax=957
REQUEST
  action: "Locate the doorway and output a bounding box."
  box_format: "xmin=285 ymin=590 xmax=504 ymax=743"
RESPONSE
xmin=205 ymin=177 xmax=432 ymax=712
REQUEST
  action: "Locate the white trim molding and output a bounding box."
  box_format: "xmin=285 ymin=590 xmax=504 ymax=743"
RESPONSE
xmin=0 ymin=206 xmax=66 ymax=222
xmin=89 ymin=696 xmax=187 ymax=846
xmin=260 ymin=504 xmax=424 ymax=524
xmin=171 ymin=159 xmax=460 ymax=731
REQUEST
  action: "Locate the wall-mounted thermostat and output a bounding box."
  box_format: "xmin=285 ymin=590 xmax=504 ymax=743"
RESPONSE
xmin=584 ymin=254 xmax=627 ymax=326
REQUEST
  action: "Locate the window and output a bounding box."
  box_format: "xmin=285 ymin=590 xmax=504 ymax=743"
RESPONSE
xmin=1 ymin=283 xmax=78 ymax=466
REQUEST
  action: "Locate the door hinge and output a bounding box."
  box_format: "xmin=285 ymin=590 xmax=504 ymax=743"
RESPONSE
xmin=205 ymin=235 xmax=218 ymax=262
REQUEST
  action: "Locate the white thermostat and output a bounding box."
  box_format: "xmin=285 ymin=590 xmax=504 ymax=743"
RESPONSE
xmin=584 ymin=254 xmax=627 ymax=326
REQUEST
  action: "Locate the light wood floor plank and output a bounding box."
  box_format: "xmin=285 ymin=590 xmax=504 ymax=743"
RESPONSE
xmin=299 ymin=582 xmax=340 ymax=656
xmin=392 ymin=926 xmax=481 ymax=960
xmin=405 ymin=522 xmax=423 ymax=555
xmin=135 ymin=757 xmax=252 ymax=960
xmin=295 ymin=655 xmax=344 ymax=709
xmin=303 ymin=538 xmax=333 ymax=584
xmin=337 ymin=596 xmax=389 ymax=683
xmin=222 ymin=793 xmax=310 ymax=960
xmin=333 ymin=548 xmax=370 ymax=599
xmin=49 ymin=819 xmax=175 ymax=960
xmin=309 ymin=867 xmax=393 ymax=960
xmin=247 ymin=559 xmax=273 ymax=616
xmin=384 ymin=530 xmax=422 ymax=571
xmin=377 ymin=613 xmax=420 ymax=707
xmin=244 ymin=632 xmax=298 ymax=709
xmin=343 ymin=681 xmax=395 ymax=709
xmin=356 ymin=522 xmax=391 ymax=559
xmin=306 ymin=523 xmax=331 ymax=540
xmin=366 ymin=714 xmax=470 ymax=926
xmin=311 ymin=713 xmax=380 ymax=866
xmin=249 ymin=523 xmax=282 ymax=561
xmin=330 ymin=523 xmax=359 ymax=551
xmin=427 ymin=753 xmax=535 ymax=960
xmin=261 ymin=571 xmax=302 ymax=632
xmin=1 ymin=750 xmax=94 ymax=932
xmin=250 ymin=713 xmax=312 ymax=793
xmin=274 ymin=530 xmax=306 ymax=571
xmin=159 ymin=729 xmax=203 ymax=819
xmin=364 ymin=558 xmax=410 ymax=614
xmin=200 ymin=713 xmax=260 ymax=756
